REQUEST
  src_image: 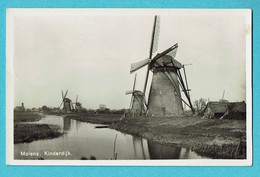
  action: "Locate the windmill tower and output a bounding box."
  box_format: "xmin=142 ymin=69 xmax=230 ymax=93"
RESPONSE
xmin=73 ymin=95 xmax=83 ymax=112
xmin=130 ymin=15 xmax=194 ymax=117
xmin=59 ymin=90 xmax=74 ymax=113
xmin=126 ymin=74 xmax=146 ymax=117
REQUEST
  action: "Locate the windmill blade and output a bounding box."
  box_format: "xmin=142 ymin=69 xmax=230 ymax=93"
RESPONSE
xmin=129 ymin=95 xmax=134 ymax=110
xmin=64 ymin=90 xmax=68 ymax=99
xmin=166 ymin=45 xmax=178 ymax=59
xmin=130 ymin=58 xmax=150 ymax=73
xmin=132 ymin=74 xmax=137 ymax=92
xmin=149 ymin=15 xmax=160 ymax=57
xmin=62 ymin=90 xmax=64 ymax=99
xmin=143 ymin=16 xmax=160 ymax=96
xmin=126 ymin=91 xmax=133 ymax=95
xmin=222 ymin=90 xmax=225 ymax=99
xmin=143 ymin=95 xmax=148 ymax=107
xmin=59 ymin=100 xmax=64 ymax=109
xmin=71 ymin=103 xmax=74 ymax=110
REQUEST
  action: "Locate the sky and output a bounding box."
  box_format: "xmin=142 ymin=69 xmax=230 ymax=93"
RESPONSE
xmin=11 ymin=9 xmax=249 ymax=109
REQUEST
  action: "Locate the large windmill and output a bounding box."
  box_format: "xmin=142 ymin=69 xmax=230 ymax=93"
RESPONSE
xmin=126 ymin=74 xmax=146 ymax=117
xmin=73 ymin=95 xmax=83 ymax=112
xmin=59 ymin=90 xmax=74 ymax=113
xmin=130 ymin=15 xmax=194 ymax=117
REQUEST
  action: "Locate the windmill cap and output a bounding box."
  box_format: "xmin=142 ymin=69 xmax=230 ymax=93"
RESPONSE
xmin=151 ymin=55 xmax=183 ymax=69
xmin=133 ymin=90 xmax=144 ymax=95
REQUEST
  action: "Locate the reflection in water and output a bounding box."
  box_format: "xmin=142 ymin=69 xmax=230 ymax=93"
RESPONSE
xmin=14 ymin=115 xmax=209 ymax=160
xmin=132 ymin=137 xmax=147 ymax=159
xmin=75 ymin=120 xmax=81 ymax=135
xmin=63 ymin=117 xmax=71 ymax=133
xmin=147 ymin=141 xmax=181 ymax=159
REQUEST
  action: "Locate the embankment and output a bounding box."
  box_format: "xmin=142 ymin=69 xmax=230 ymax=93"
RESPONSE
xmin=14 ymin=124 xmax=62 ymax=144
xmin=14 ymin=112 xmax=43 ymax=123
xmin=66 ymin=114 xmax=246 ymax=159
xmin=14 ymin=112 xmax=63 ymax=144
xmin=65 ymin=113 xmax=122 ymax=124
xmin=112 ymin=116 xmax=246 ymax=159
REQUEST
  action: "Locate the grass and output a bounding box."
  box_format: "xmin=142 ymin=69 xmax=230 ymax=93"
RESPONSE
xmin=111 ymin=116 xmax=246 ymax=159
xmin=14 ymin=124 xmax=62 ymax=144
xmin=65 ymin=113 xmax=122 ymax=125
xmin=14 ymin=112 xmax=63 ymax=144
xmin=14 ymin=112 xmax=43 ymax=123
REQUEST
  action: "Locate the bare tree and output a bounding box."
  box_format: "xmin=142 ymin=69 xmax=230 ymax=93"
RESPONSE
xmin=193 ymin=98 xmax=207 ymax=114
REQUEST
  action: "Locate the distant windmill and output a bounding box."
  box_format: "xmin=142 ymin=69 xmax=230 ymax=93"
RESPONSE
xmin=59 ymin=90 xmax=73 ymax=113
xmin=219 ymin=90 xmax=229 ymax=103
xmin=73 ymin=95 xmax=83 ymax=112
xmin=126 ymin=74 xmax=146 ymax=117
xmin=130 ymin=15 xmax=194 ymax=116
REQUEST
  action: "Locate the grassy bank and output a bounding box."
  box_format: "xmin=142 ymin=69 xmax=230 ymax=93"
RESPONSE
xmin=14 ymin=112 xmax=43 ymax=122
xmin=14 ymin=124 xmax=62 ymax=144
xmin=66 ymin=113 xmax=246 ymax=159
xmin=14 ymin=112 xmax=63 ymax=144
xmin=112 ymin=116 xmax=246 ymax=159
xmin=65 ymin=113 xmax=122 ymax=124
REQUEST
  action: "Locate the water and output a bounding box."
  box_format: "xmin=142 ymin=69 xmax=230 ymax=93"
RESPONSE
xmin=14 ymin=115 xmax=209 ymax=160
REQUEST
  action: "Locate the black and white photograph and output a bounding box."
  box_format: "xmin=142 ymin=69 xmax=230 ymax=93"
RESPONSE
xmin=6 ymin=9 xmax=252 ymax=165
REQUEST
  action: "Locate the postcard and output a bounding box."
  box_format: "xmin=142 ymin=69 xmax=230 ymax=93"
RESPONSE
xmin=6 ymin=8 xmax=252 ymax=166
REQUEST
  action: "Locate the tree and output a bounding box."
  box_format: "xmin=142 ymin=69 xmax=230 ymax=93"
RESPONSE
xmin=193 ymin=98 xmax=207 ymax=114
xmin=42 ymin=105 xmax=50 ymax=113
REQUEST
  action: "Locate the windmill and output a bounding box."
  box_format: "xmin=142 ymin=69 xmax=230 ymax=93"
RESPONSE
xmin=219 ymin=90 xmax=229 ymax=103
xmin=130 ymin=15 xmax=194 ymax=117
xmin=126 ymin=74 xmax=146 ymax=117
xmin=73 ymin=95 xmax=83 ymax=112
xmin=59 ymin=90 xmax=74 ymax=113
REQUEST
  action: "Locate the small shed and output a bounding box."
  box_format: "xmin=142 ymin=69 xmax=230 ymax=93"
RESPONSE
xmin=203 ymin=101 xmax=246 ymax=120
xmin=203 ymin=102 xmax=230 ymax=119
xmin=221 ymin=101 xmax=246 ymax=120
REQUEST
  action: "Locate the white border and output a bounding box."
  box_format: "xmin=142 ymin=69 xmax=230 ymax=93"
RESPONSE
xmin=6 ymin=8 xmax=252 ymax=166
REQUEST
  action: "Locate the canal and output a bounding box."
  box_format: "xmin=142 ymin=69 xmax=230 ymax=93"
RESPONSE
xmin=14 ymin=115 xmax=209 ymax=160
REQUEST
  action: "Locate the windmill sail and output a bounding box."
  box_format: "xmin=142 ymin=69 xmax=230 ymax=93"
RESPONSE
xmin=143 ymin=15 xmax=161 ymax=96
xmin=150 ymin=16 xmax=160 ymax=54
xmin=166 ymin=45 xmax=178 ymax=58
xmin=129 ymin=74 xmax=137 ymax=109
xmin=126 ymin=90 xmax=133 ymax=95
xmin=130 ymin=58 xmax=150 ymax=73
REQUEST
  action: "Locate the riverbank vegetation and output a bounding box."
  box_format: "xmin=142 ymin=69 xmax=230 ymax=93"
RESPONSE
xmin=14 ymin=112 xmax=63 ymax=144
xmin=14 ymin=124 xmax=62 ymax=144
xmin=65 ymin=113 xmax=122 ymax=124
xmin=14 ymin=112 xmax=43 ymax=122
xmin=114 ymin=116 xmax=246 ymax=159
